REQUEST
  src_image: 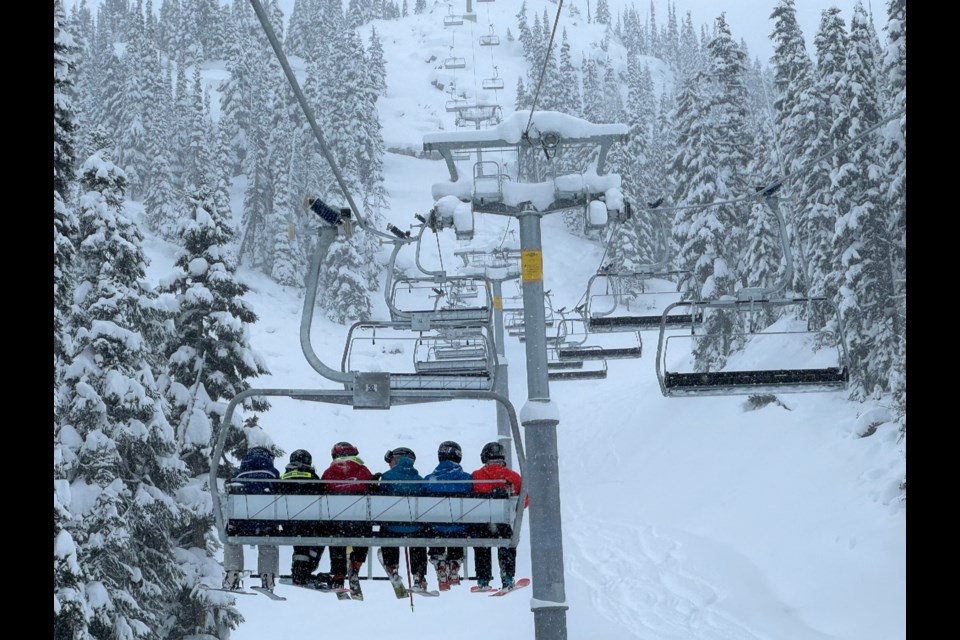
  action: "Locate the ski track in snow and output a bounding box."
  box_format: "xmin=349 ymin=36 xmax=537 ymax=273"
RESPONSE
xmin=568 ymin=518 xmax=763 ymax=640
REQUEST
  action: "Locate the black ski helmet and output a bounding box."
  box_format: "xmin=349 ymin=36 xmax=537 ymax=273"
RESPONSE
xmin=331 ymin=442 xmax=359 ymax=459
xmin=480 ymin=442 xmax=506 ymax=464
xmin=384 ymin=447 xmax=416 ymax=463
xmin=437 ymin=441 xmax=462 ymax=463
xmin=290 ymin=449 xmax=312 ymax=466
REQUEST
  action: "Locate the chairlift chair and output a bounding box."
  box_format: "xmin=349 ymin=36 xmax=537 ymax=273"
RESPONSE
xmin=443 ymin=56 xmax=466 ymax=69
xmin=444 ymin=15 xmax=463 ymax=27
xmin=546 ymin=345 xmax=608 ymax=381
xmin=555 ymin=315 xmax=642 ymax=360
xmin=655 ymin=297 xmax=851 ymax=397
xmin=211 ymin=389 xmax=527 ymax=549
xmin=344 ymin=322 xmax=496 ymax=391
xmin=482 ymin=77 xmax=505 ymax=90
xmin=445 ymin=99 xmax=472 ymax=112
xmin=585 ymin=271 xmax=702 ymax=333
xmin=388 ymin=276 xmax=491 ymax=328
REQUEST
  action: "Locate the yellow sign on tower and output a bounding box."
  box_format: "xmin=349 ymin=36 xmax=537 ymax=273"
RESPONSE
xmin=521 ymin=250 xmax=543 ymax=283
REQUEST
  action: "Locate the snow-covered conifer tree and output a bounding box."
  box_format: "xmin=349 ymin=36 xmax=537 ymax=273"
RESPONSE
xmin=60 ymin=153 xmax=189 ymax=639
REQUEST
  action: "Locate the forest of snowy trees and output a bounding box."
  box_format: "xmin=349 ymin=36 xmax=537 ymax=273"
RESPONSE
xmin=54 ymin=0 xmax=905 ymax=637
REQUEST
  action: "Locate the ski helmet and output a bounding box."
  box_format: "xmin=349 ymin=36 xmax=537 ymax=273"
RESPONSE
xmin=384 ymin=447 xmax=416 ymax=463
xmin=437 ymin=441 xmax=463 ymax=463
xmin=480 ymin=442 xmax=506 ymax=464
xmin=331 ymin=441 xmax=359 ymax=459
xmin=290 ymin=449 xmax=312 ymax=466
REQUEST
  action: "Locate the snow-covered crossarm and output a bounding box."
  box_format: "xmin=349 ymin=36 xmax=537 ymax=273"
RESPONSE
xmin=423 ymin=110 xmax=627 ymax=146
xmin=425 ymin=111 xmax=629 ymax=224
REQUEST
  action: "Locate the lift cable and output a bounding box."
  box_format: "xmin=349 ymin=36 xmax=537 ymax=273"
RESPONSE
xmin=522 ymin=0 xmax=564 ymax=138
xmin=248 ymin=0 xmax=405 ymax=243
xmin=650 ymin=106 xmax=905 ymax=216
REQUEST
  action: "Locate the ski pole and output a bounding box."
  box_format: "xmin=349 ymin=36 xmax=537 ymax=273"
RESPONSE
xmin=404 ymin=547 xmax=414 ymax=612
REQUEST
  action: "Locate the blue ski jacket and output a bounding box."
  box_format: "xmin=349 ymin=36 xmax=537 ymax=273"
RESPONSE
xmin=380 ymin=456 xmax=425 ymax=534
xmin=234 ymin=447 xmax=280 ymax=493
xmin=425 ymin=461 xmax=473 ymax=534
xmin=380 ymin=456 xmax=425 ymax=495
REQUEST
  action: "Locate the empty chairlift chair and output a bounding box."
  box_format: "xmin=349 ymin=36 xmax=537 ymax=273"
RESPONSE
xmin=585 ymin=271 xmax=702 ymax=333
xmin=483 ymin=66 xmax=505 ymax=90
xmin=480 ymin=26 xmax=500 ymax=46
xmin=344 ymin=322 xmax=497 ymax=391
xmin=655 ymin=296 xmax=851 ymax=397
xmin=555 ymin=314 xmax=642 ymax=361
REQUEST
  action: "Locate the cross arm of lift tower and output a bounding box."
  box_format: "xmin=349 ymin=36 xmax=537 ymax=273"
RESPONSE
xmin=423 ymin=111 xmax=627 ymax=185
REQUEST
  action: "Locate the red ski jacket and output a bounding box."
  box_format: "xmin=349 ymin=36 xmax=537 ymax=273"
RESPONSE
xmin=321 ymin=456 xmax=375 ymax=493
xmin=472 ymin=462 xmax=529 ymax=507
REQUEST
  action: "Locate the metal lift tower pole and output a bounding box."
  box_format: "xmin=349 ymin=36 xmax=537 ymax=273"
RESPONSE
xmin=490 ymin=276 xmax=513 ymax=469
xmin=518 ymin=208 xmax=568 ymax=640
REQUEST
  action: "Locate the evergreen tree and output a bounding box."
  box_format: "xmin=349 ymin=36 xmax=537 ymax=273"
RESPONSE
xmin=539 ymin=47 xmax=565 ymax=112
xmin=581 ymin=54 xmax=604 ymax=123
xmin=117 ymin=4 xmax=152 ymax=200
xmin=705 ymin=14 xmax=752 ymax=199
xmin=367 ymin=25 xmax=388 ymax=97
xmin=286 ymin=0 xmax=313 ymax=57
xmin=739 ymin=199 xmax=784 ymax=327
xmin=60 ymin=153 xmax=189 ymax=640
xmin=55 ymin=0 xmax=80 ymax=355
xmin=833 ymin=2 xmax=897 ymax=400
xmin=595 ymin=0 xmax=611 ymax=25
xmin=415 ymin=0 xmax=426 ymax=15
xmin=769 ymin=0 xmax=820 ymax=296
xmin=648 ymin=0 xmax=660 ymax=58
xmin=557 ymin=29 xmax=582 ymax=115
xmin=54 ymin=8 xmax=86 ymax=630
xmin=664 ymin=0 xmax=680 ymax=67
xmin=185 ymin=66 xmax=213 ymax=193
xmin=157 ymin=0 xmax=181 ymax=54
xmin=602 ymin=57 xmax=624 ymax=123
xmin=619 ymin=57 xmax=659 ymax=267
xmin=515 ymin=76 xmax=531 ymax=110
xmin=677 ymin=10 xmax=701 ymax=81
xmin=159 ymin=183 xmax=269 ymax=637
xmin=670 ymin=70 xmax=741 ymax=370
xmin=319 ymin=235 xmax=373 ymax=323
xmin=516 ymin=2 xmax=534 ymax=69
xmin=55 ymin=0 xmax=79 ymax=198
xmin=802 ymin=8 xmax=848 ymax=312
xmin=218 ymin=22 xmax=256 ymax=174
xmin=881 ymin=0 xmax=905 ymax=427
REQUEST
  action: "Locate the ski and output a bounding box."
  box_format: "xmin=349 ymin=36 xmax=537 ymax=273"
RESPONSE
xmin=388 ymin=573 xmax=408 ymax=599
xmin=278 ymin=577 xmax=345 ymax=596
xmin=250 ymin=586 xmax=287 ymax=601
xmin=409 ymin=587 xmax=440 ymax=597
xmin=489 ymin=578 xmax=531 ymax=597
xmin=200 ymin=585 xmax=257 ymax=596
xmin=347 ymin=573 xmax=364 ymax=600
xmin=335 ymin=588 xmax=361 ymax=601
xmin=470 ymin=584 xmax=497 ymax=593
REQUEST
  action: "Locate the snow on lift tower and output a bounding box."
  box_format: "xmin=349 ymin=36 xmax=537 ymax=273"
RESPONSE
xmin=423 ymin=111 xmax=629 ymax=231
xmin=655 ymin=186 xmax=851 ymax=397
